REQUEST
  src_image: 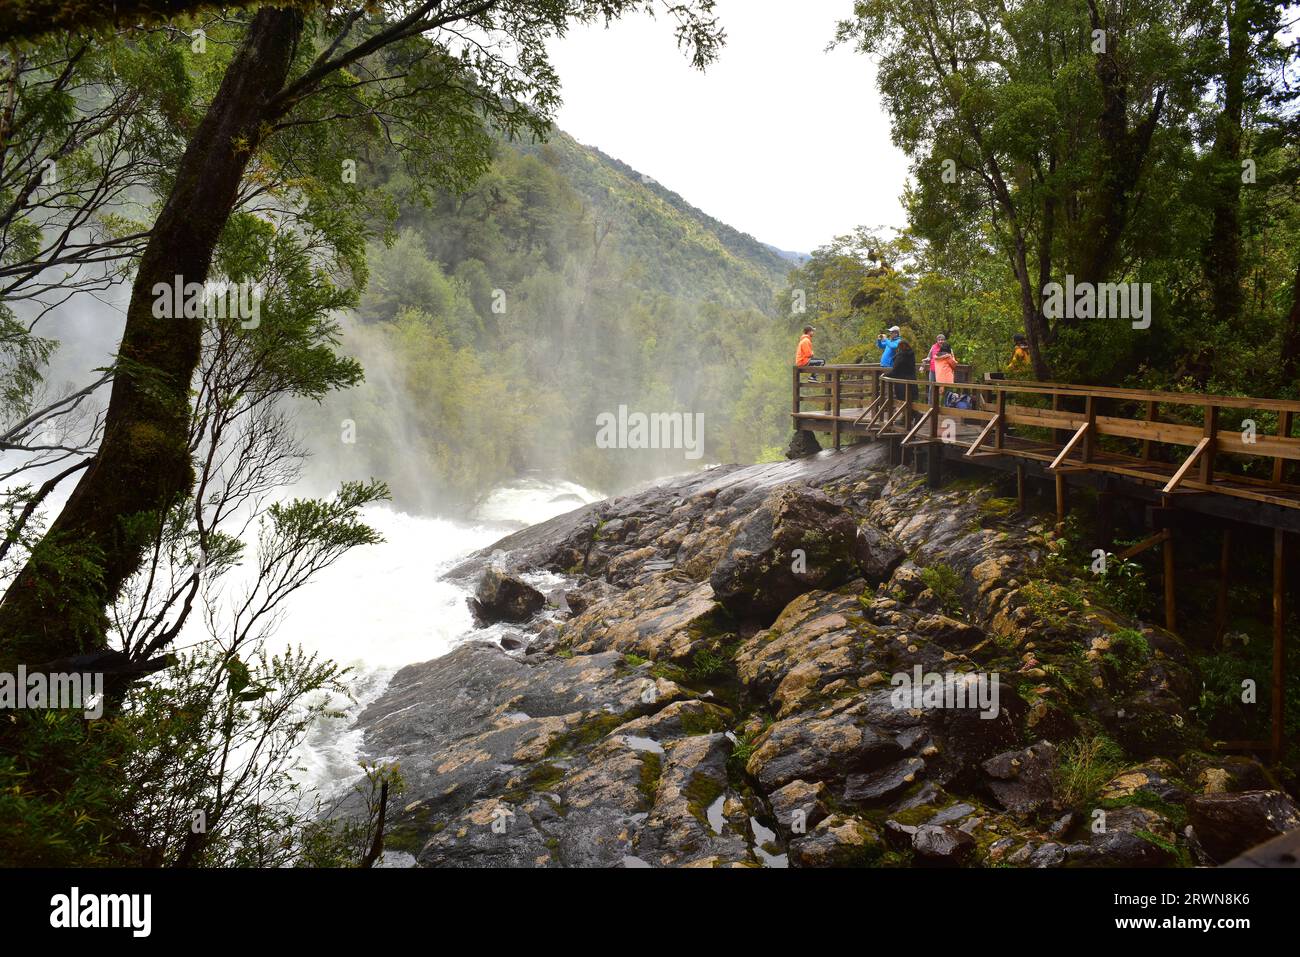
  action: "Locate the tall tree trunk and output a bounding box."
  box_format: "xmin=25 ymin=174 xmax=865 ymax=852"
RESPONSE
xmin=1012 ymin=234 xmax=1053 ymax=381
xmin=0 ymin=8 xmax=304 ymax=668
xmin=1034 ymin=167 xmax=1057 ymax=380
xmin=1205 ymin=0 xmax=1247 ymax=332
xmin=1079 ymin=0 xmax=1165 ymax=287
xmin=1281 ymin=254 xmax=1300 ymax=385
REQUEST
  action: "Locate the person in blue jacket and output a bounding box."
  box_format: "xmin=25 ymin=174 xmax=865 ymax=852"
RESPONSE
xmin=876 ymin=326 xmax=902 ymax=367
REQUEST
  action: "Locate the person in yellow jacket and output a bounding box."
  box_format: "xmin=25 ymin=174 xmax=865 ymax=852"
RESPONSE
xmin=1008 ymin=333 xmax=1033 ymax=377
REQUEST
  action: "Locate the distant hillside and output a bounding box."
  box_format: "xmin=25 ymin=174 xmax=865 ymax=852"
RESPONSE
xmin=514 ymin=130 xmax=792 ymax=312
xmin=764 ymin=243 xmax=811 ymax=266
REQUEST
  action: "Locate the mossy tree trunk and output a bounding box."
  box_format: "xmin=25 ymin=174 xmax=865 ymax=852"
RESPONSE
xmin=0 ymin=7 xmax=304 ymax=667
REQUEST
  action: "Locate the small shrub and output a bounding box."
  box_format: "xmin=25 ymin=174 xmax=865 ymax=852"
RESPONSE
xmin=689 ymin=647 xmax=726 ymax=681
xmin=1053 ymin=734 xmax=1125 ymax=808
xmin=920 ymin=562 xmax=964 ymax=617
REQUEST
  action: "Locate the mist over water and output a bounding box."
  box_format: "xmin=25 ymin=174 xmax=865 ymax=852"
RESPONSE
xmin=292 ymin=315 xmax=445 ymax=515
xmin=5 ymin=289 xmax=610 ymax=801
xmin=286 ymin=478 xmax=601 ymax=797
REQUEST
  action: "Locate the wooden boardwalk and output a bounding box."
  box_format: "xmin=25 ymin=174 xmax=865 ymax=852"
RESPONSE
xmin=792 ymin=364 xmax=1296 ymax=762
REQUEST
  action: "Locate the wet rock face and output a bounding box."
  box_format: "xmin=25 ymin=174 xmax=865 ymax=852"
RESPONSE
xmin=468 ymin=566 xmax=545 ymax=625
xmin=709 ymin=485 xmax=864 ymax=622
xmin=352 ymin=443 xmax=1284 ymax=869
xmin=1187 ymin=791 xmax=1300 ymax=863
xmin=855 ymin=523 xmax=906 ymax=583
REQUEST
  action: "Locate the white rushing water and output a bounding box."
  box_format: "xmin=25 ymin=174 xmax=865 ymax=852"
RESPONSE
xmin=279 ymin=476 xmax=603 ymax=798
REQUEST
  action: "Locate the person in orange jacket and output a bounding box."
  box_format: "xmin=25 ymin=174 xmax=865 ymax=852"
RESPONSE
xmin=932 ymin=341 xmax=959 ymax=384
xmin=795 ymin=325 xmax=825 ymax=379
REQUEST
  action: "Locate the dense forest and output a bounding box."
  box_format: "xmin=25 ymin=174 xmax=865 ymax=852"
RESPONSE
xmin=788 ymin=0 xmax=1300 ymax=405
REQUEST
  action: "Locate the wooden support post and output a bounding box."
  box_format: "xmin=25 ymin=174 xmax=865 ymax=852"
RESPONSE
xmin=1081 ymin=395 xmax=1098 ymax=463
xmin=928 ymin=441 xmax=944 ymax=488
xmin=1055 ymin=472 xmax=1067 ymax=533
xmin=1215 ymin=526 xmax=1232 ymax=649
xmin=792 ymin=365 xmax=801 ymax=419
xmin=929 ymin=380 xmax=940 ymax=441
xmin=1016 ymin=462 xmax=1026 ymax=513
xmin=1163 ymin=499 xmax=1177 ymax=634
xmin=1142 ymin=401 xmax=1157 ymax=462
xmin=1271 ymin=529 xmax=1286 ymax=763
xmin=1274 ymin=411 xmax=1293 ymax=486
xmin=1199 ymin=403 xmax=1218 ymax=485
xmin=853 ymin=395 xmax=882 ymax=426
xmin=995 ymin=389 xmax=1007 ymax=450
xmin=876 ymin=399 xmax=905 ymax=436
xmin=900 ymin=407 xmax=933 ymax=447
xmin=831 ymin=369 xmax=841 ymax=451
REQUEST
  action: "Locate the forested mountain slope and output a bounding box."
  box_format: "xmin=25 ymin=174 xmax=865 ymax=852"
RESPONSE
xmin=303 ymin=128 xmax=797 ymax=511
xmin=513 ymin=131 xmax=791 ymax=307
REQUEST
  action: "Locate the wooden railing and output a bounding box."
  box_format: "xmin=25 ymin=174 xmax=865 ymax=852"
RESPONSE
xmin=793 ymin=364 xmax=1300 ymax=509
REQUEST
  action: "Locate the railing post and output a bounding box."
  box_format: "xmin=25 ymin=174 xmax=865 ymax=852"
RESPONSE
xmin=1199 ymin=403 xmax=1218 ymax=485
xmin=1082 ymin=394 xmax=1097 ymax=463
xmin=995 ymin=388 xmax=1007 ymax=450
xmin=930 ymin=379 xmax=941 ymax=440
xmin=792 ymin=365 xmax=801 ymax=420
xmin=927 ymin=379 xmax=943 ymax=487
xmin=832 ymin=368 xmax=841 ymax=451
xmin=1271 ymin=529 xmax=1286 ymax=762
xmin=1274 ymin=411 xmax=1292 ymax=486
xmin=1142 ymin=401 xmax=1157 ymax=462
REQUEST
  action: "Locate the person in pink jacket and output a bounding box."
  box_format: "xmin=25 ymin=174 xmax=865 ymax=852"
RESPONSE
xmin=926 ymin=334 xmax=946 ymax=380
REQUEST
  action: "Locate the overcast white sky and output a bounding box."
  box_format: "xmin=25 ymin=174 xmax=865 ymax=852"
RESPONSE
xmin=546 ymin=0 xmax=910 ymax=254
